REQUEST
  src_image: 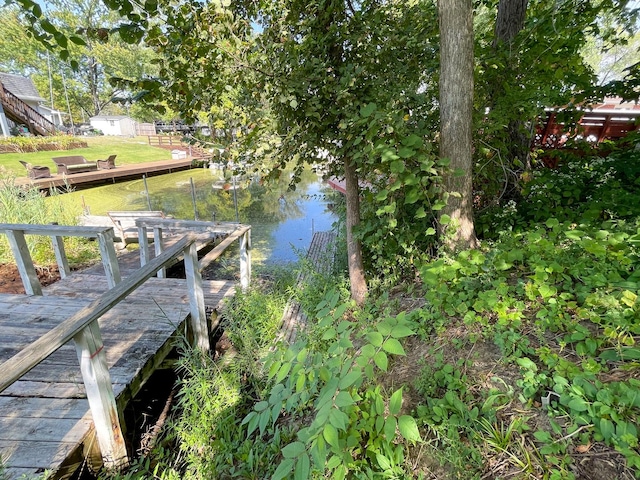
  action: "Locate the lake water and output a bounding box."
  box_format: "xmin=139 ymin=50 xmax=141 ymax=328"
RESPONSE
xmin=57 ymin=166 xmax=338 ymax=265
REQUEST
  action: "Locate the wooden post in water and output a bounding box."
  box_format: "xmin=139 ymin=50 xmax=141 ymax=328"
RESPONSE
xmin=190 ymin=177 xmax=199 ymax=221
xmin=5 ymin=229 xmax=42 ymax=295
xmin=240 ymin=229 xmax=251 ymax=290
xmin=143 ymin=175 xmax=152 ymax=211
xmin=74 ymin=320 xmax=129 ymax=468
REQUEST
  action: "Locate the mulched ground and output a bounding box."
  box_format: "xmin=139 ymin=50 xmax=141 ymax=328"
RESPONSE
xmin=0 ymin=263 xmax=61 ymax=294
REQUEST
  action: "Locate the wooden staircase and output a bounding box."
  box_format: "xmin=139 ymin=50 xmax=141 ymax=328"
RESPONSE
xmin=0 ymin=82 xmax=57 ymax=136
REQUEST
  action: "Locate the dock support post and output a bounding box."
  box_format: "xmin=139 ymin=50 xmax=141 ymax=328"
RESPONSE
xmin=6 ymin=229 xmax=42 ymax=295
xmin=138 ymin=226 xmax=150 ymax=267
xmin=153 ymin=227 xmax=165 ymax=278
xmin=50 ymin=235 xmax=71 ymax=279
xmin=240 ymin=229 xmax=251 ymax=291
xmin=97 ymin=230 xmax=121 ymax=288
xmin=184 ymin=242 xmax=209 ymax=353
xmin=74 ymin=320 xmax=129 ymax=468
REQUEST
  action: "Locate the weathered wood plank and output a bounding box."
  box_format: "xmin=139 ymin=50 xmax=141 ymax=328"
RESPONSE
xmin=0 ymin=417 xmax=92 ymax=443
xmin=5 ymin=229 xmax=42 ymax=295
xmin=0 ymin=223 xmax=114 ymax=238
xmin=0 ymin=235 xmax=197 ymax=392
xmin=0 ymin=440 xmax=76 ymax=468
xmin=74 ymin=320 xmax=128 ymax=467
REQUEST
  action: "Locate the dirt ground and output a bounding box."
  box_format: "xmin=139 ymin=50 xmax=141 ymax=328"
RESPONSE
xmin=0 ymin=263 xmax=61 ymax=294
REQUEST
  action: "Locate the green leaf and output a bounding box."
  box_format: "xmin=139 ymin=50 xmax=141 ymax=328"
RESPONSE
xmin=398 ymin=415 xmax=421 ymax=442
xmin=516 ymin=357 xmax=538 ymax=372
xmin=382 ymin=338 xmax=406 ymax=355
xmin=360 ymin=103 xmax=377 ymax=117
xmin=439 ymin=214 xmax=451 ymax=225
xmin=329 ymin=408 xmax=349 ymax=431
xmin=366 ymin=331 xmax=384 ymax=347
xmin=390 ymin=160 xmax=405 ymax=173
xmin=390 ymin=324 xmax=414 ymax=338
xmin=415 ymin=207 xmax=426 ymax=219
xmin=545 ymin=218 xmax=559 ymax=229
xmin=323 ymin=423 xmax=340 ymax=449
xmin=334 ymin=391 xmax=355 ymax=408
xmin=276 ymin=362 xmax=292 ymax=383
xmin=272 ymin=458 xmax=294 ymax=480
xmin=564 ymin=230 xmax=583 ymax=241
xmin=398 ymin=147 xmax=415 ymax=158
xmin=255 ymin=401 xmax=269 ymax=412
xmin=376 ymin=453 xmax=392 ymax=470
xmin=426 ymin=227 xmax=436 ymax=235
xmin=294 ymin=453 xmax=311 ymax=480
xmin=567 ymin=397 xmax=589 ymax=412
xmin=384 ymin=416 xmax=397 ymax=440
xmin=338 ymin=370 xmax=361 ymax=389
xmin=389 ymin=388 xmax=403 ymax=415
xmin=599 ymin=418 xmax=614 ymax=441
xmin=374 ymin=351 xmax=388 ymax=371
xmin=282 ymin=442 xmax=306 ymax=458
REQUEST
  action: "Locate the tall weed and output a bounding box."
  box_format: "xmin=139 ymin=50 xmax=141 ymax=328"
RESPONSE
xmin=0 ymin=170 xmax=94 ymax=265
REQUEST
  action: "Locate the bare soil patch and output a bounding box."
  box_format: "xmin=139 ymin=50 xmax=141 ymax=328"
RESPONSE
xmin=0 ymin=263 xmax=61 ymax=294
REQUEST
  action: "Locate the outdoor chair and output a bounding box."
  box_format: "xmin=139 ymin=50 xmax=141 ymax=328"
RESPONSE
xmin=97 ymin=154 xmax=117 ymax=170
xmin=19 ymin=160 xmax=51 ymax=179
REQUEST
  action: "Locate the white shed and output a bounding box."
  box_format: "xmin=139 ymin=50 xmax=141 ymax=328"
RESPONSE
xmin=90 ymin=115 xmax=136 ymax=136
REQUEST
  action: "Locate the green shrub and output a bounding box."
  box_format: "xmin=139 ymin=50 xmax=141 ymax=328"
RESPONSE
xmin=0 ymin=135 xmax=87 ymax=154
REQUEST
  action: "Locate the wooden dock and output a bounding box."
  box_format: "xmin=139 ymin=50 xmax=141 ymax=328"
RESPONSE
xmin=14 ymin=158 xmax=199 ymax=191
xmin=0 ymin=220 xmax=251 ymax=479
xmin=279 ymin=231 xmax=336 ymax=343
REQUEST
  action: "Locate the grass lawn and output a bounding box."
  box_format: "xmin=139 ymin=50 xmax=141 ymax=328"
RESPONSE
xmin=0 ymin=136 xmax=173 ymax=176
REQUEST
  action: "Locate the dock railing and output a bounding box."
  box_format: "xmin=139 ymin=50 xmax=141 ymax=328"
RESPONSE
xmin=0 ymin=223 xmax=122 ymax=294
xmin=0 ymin=228 xmax=213 ymax=470
xmin=135 ymin=218 xmax=251 ymax=290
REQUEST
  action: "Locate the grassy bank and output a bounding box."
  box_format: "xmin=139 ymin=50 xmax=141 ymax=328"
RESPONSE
xmin=96 ymin=144 xmax=640 ymax=480
xmin=0 ymin=136 xmax=172 ymax=176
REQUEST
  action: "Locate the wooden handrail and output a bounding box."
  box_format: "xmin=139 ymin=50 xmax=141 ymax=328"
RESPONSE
xmin=0 ymin=223 xmax=114 ymax=237
xmin=0 ymin=223 xmax=121 ymax=293
xmin=0 ymin=233 xmax=196 ymax=393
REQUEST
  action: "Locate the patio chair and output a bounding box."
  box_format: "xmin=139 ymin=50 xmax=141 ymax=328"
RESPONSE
xmin=19 ymin=160 xmax=52 ymax=179
xmin=97 ymin=154 xmax=117 ymax=170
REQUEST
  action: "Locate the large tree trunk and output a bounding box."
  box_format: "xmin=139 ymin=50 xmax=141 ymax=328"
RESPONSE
xmin=344 ymin=156 xmax=367 ymax=305
xmin=437 ymin=0 xmax=477 ymax=251
xmin=494 ymin=0 xmax=528 ymax=46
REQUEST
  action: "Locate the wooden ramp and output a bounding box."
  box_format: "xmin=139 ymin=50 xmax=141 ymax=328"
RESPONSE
xmin=0 ymin=221 xmax=251 ymax=479
xmin=279 ymin=231 xmax=336 ymax=343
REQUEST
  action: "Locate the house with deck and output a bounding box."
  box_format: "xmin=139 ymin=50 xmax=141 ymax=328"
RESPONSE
xmin=0 ymin=72 xmax=60 ymax=137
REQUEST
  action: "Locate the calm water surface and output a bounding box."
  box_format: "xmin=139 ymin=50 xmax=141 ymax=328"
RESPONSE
xmin=58 ymin=166 xmax=338 ymax=265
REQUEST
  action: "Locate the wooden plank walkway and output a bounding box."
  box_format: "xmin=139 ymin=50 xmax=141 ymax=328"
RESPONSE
xmin=14 ymin=158 xmax=198 ymax=190
xmin=0 ymin=234 xmax=239 ymax=479
xmin=279 ymin=231 xmax=336 ymax=343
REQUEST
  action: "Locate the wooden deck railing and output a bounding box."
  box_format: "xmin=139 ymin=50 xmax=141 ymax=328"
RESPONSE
xmin=0 ymin=84 xmax=57 ymax=136
xmin=535 ymin=110 xmax=640 ymax=149
xmin=135 ymin=218 xmax=251 ymax=289
xmin=0 ymin=227 xmax=216 ymax=469
xmin=0 ymin=224 xmax=121 ymax=294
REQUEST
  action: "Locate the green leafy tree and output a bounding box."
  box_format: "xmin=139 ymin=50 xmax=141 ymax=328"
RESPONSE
xmin=475 ymin=0 xmax=639 ymax=208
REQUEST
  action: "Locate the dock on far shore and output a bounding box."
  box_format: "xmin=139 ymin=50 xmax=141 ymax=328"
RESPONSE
xmin=14 ymin=157 xmax=203 ymax=191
